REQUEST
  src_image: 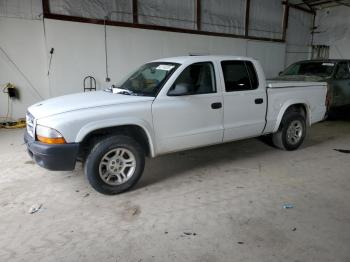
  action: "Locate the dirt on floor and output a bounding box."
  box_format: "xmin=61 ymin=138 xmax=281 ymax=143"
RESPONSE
xmin=0 ymin=116 xmax=350 ymax=262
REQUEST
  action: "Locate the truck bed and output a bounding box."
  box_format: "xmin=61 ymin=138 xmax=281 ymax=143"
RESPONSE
xmin=264 ymin=81 xmax=328 ymax=134
xmin=267 ymin=80 xmax=327 ymax=89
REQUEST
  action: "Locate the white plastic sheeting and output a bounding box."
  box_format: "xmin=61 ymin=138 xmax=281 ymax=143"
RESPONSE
xmin=50 ymin=0 xmax=133 ymax=22
xmin=48 ymin=0 xmax=284 ymax=39
xmin=246 ymin=40 xmax=286 ymax=78
xmin=248 ymin=0 xmax=283 ymax=39
xmin=138 ymin=0 xmax=195 ymax=29
xmin=49 ymin=0 xmax=196 ymax=28
xmin=0 ymin=0 xmax=42 ymax=19
xmin=314 ymin=6 xmax=350 ymax=45
xmin=285 ymin=8 xmax=313 ymax=66
xmin=201 ymin=0 xmax=246 ymax=35
xmin=314 ymin=6 xmax=350 ymax=59
xmin=287 ymin=8 xmax=313 ymax=47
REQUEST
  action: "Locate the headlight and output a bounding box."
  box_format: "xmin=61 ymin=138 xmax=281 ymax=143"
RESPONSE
xmin=36 ymin=125 xmax=66 ymax=144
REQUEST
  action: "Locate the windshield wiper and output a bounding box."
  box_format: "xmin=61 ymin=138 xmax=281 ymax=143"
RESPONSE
xmin=108 ymin=85 xmax=134 ymax=95
xmin=113 ymin=89 xmax=133 ymax=95
xmin=105 ymin=85 xmax=145 ymax=96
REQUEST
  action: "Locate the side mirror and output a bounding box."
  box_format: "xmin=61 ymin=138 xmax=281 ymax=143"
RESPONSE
xmin=168 ymin=83 xmax=192 ymax=96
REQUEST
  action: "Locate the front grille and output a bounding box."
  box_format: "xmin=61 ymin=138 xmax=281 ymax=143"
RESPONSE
xmin=26 ymin=112 xmax=35 ymax=138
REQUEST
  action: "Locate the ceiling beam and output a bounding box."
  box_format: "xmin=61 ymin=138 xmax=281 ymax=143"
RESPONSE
xmin=301 ymin=0 xmax=314 ymax=10
xmin=334 ymin=0 xmax=350 ymax=7
xmin=282 ymin=1 xmax=315 ymax=13
xmin=308 ymin=0 xmax=335 ymax=6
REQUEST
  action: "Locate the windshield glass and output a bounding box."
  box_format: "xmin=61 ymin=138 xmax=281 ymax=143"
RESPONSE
xmin=113 ymin=62 xmax=179 ymax=97
xmin=281 ymin=62 xmax=336 ymax=77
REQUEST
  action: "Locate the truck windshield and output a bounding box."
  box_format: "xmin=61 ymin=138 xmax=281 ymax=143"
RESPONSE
xmin=281 ymin=62 xmax=335 ymax=77
xmin=112 ymin=62 xmax=179 ymax=97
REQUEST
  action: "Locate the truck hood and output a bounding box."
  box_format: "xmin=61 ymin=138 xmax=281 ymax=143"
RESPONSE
xmin=28 ymin=91 xmax=154 ymax=119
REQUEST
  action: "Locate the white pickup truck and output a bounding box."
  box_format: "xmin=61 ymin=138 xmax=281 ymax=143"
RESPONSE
xmin=25 ymin=56 xmax=327 ymax=194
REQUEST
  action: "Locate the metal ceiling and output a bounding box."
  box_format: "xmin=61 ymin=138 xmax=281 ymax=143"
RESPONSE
xmin=289 ymin=0 xmax=350 ymax=10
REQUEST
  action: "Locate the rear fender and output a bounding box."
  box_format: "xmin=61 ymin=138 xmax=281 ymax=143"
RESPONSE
xmin=272 ymin=100 xmax=310 ymax=133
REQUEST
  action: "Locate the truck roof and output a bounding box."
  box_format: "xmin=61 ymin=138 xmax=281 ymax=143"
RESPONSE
xmin=152 ymin=55 xmax=257 ymax=64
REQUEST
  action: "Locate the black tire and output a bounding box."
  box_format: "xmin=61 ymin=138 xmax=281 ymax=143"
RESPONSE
xmin=272 ymin=111 xmax=306 ymax=151
xmin=85 ymin=135 xmax=145 ymax=195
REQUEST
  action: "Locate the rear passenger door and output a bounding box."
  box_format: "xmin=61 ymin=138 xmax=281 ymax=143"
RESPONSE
xmin=332 ymin=62 xmax=350 ymax=106
xmin=220 ymin=60 xmax=266 ymax=142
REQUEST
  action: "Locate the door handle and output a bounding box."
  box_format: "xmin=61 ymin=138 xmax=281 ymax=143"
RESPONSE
xmin=211 ymin=102 xmax=222 ymax=109
xmin=255 ymin=98 xmax=264 ymax=104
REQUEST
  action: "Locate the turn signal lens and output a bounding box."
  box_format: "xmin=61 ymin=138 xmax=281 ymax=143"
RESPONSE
xmin=37 ymin=135 xmax=66 ymax=144
xmin=36 ymin=125 xmax=66 ymax=144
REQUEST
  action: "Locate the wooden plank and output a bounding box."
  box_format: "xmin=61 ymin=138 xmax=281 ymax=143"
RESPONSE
xmin=132 ymin=0 xmax=138 ymax=24
xmin=196 ymin=0 xmax=201 ymax=31
xmin=245 ymin=0 xmax=250 ymax=37
xmin=42 ymin=0 xmax=50 ymax=16
xmin=282 ymin=3 xmax=290 ymax=41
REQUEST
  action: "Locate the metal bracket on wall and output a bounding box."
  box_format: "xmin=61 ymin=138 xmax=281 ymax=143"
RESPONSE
xmin=83 ymin=76 xmax=97 ymax=92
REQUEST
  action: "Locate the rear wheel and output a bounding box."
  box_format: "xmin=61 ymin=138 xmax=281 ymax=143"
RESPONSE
xmin=85 ymin=135 xmax=145 ymax=195
xmin=272 ymin=111 xmax=306 ymax=151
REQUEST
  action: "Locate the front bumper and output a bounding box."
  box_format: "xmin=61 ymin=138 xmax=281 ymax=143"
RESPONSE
xmin=24 ymin=131 xmax=79 ymax=171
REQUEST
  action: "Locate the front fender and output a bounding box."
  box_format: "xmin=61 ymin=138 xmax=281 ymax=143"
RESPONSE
xmin=75 ymin=117 xmax=156 ymax=157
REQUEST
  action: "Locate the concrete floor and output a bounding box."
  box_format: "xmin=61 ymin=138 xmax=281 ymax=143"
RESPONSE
xmin=0 ymin=117 xmax=350 ymax=262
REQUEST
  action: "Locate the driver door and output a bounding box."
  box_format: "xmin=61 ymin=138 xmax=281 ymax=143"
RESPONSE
xmin=152 ymin=62 xmax=224 ymax=155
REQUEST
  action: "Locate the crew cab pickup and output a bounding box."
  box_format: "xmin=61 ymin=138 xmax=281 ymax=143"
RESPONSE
xmin=25 ymin=56 xmax=327 ymax=194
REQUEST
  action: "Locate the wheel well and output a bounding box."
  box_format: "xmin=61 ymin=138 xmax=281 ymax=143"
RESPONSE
xmin=78 ymin=125 xmax=151 ymax=160
xmin=285 ymin=104 xmax=308 ymax=120
xmin=274 ymin=103 xmax=308 ymax=132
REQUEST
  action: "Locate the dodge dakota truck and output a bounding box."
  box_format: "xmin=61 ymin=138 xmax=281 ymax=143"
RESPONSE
xmin=25 ymin=56 xmax=327 ymax=194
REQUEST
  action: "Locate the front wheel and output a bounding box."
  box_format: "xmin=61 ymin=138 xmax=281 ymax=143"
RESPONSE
xmin=85 ymin=135 xmax=145 ymax=195
xmin=272 ymin=112 xmax=306 ymax=151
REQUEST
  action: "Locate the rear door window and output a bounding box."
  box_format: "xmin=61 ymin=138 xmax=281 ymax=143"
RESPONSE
xmin=334 ymin=62 xmax=350 ymax=80
xmin=221 ymin=61 xmax=258 ymax=91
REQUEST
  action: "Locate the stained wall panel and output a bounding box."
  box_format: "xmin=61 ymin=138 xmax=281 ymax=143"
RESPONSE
xmin=138 ymin=0 xmax=195 ymax=29
xmin=49 ymin=0 xmax=133 ymax=22
xmin=248 ymin=0 xmax=284 ymax=39
xmin=285 ymin=8 xmax=313 ymax=67
xmin=201 ymin=0 xmax=246 ymax=35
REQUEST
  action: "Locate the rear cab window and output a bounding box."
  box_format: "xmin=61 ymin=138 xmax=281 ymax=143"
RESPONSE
xmin=221 ymin=60 xmax=259 ymax=92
